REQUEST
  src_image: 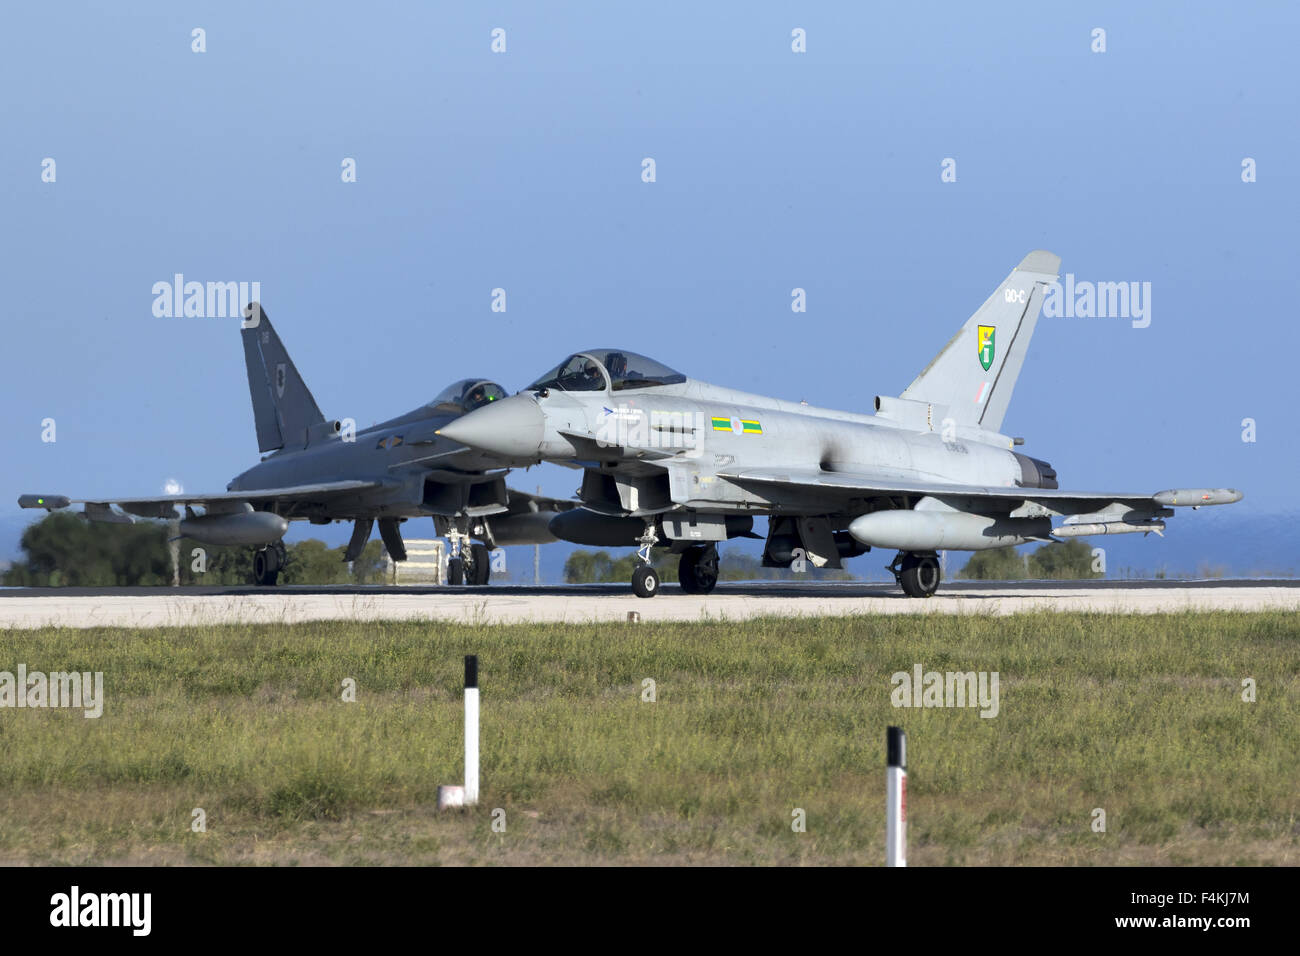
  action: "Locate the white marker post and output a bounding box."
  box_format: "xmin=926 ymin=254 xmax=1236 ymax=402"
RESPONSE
xmin=464 ymin=654 xmax=479 ymax=806
xmin=886 ymin=726 xmax=906 ymax=867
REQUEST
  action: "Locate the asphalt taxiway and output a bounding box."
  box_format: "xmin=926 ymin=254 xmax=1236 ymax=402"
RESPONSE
xmin=1 ymin=579 xmax=1296 ymax=629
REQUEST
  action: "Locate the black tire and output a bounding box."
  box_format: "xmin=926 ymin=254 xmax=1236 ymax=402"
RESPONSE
xmin=253 ymin=549 xmax=280 ymax=587
xmin=469 ymin=543 xmax=491 ymax=586
xmin=899 ymin=553 xmax=941 ymax=598
xmin=447 ymin=556 xmax=464 ymax=586
xmin=678 ymin=545 xmax=719 ymax=595
xmin=631 ymin=564 xmax=660 ymax=598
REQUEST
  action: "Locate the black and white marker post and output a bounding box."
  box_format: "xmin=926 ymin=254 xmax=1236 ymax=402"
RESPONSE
xmin=886 ymin=726 xmax=906 ymax=867
xmin=464 ymin=654 xmax=479 ymax=806
xmin=437 ymin=655 xmax=480 ymax=810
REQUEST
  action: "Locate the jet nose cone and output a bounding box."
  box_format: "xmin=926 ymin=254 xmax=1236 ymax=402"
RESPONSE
xmin=437 ymin=393 xmax=545 ymax=461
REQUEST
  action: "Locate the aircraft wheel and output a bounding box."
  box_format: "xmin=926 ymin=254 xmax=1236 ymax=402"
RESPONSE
xmin=631 ymin=564 xmax=660 ymax=598
xmin=468 ymin=543 xmax=491 ymax=586
xmin=678 ymin=545 xmax=719 ymax=595
xmin=253 ymin=548 xmax=280 ymax=587
xmin=447 ymin=557 xmax=464 ymax=586
xmin=898 ymin=552 xmax=941 ymax=598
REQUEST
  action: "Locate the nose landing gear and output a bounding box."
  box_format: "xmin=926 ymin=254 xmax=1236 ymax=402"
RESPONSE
xmin=630 ymin=522 xmax=661 ymax=598
xmin=467 ymin=542 xmax=491 ymax=586
xmin=631 ymin=564 xmax=660 ymax=598
xmin=445 ymin=529 xmax=492 ymax=587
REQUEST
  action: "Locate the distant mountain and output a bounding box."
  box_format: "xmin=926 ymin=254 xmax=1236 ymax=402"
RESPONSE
xmin=1004 ymin=506 xmax=1298 ymax=579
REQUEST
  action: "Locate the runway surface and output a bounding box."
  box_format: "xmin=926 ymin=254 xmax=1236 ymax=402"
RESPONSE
xmin=2 ymin=579 xmax=1297 ymax=629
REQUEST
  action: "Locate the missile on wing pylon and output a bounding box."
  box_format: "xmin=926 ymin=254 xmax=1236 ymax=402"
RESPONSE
xmin=1052 ymin=520 xmax=1166 ymax=537
xmin=1152 ymin=489 xmax=1243 ymax=507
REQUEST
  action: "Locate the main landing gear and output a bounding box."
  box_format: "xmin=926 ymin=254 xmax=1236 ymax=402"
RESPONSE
xmin=888 ymin=551 xmax=941 ymax=598
xmin=678 ymin=543 xmax=719 ymax=595
xmin=253 ymin=541 xmax=287 ymax=586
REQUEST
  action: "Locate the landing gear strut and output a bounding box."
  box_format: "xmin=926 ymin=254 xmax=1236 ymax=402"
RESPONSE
xmin=253 ymin=541 xmax=287 ymax=586
xmin=446 ymin=525 xmax=464 ymax=586
xmin=631 ymin=521 xmax=661 ymax=598
xmin=889 ymin=551 xmax=941 ymax=598
xmin=679 ymin=544 xmax=719 ymax=595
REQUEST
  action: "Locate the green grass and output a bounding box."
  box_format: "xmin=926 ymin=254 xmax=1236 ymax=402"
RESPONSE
xmin=0 ymin=611 xmax=1296 ymax=865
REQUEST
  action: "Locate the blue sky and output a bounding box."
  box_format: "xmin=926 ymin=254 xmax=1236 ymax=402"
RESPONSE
xmin=2 ymin=2 xmax=1296 ymax=574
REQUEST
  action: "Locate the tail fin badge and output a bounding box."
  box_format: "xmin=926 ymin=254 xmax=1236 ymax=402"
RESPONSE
xmin=977 ymin=325 xmax=995 ymax=371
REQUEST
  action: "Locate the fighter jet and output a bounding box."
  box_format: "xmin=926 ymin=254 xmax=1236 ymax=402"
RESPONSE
xmin=436 ymin=251 xmax=1242 ymax=598
xmin=19 ymin=303 xmax=570 ymax=585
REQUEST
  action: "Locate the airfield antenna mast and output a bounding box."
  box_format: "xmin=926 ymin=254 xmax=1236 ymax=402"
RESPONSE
xmin=534 ymin=485 xmax=542 ymax=585
xmin=168 ymin=518 xmax=180 ymax=587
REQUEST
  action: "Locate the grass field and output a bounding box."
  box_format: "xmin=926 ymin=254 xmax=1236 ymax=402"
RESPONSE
xmin=1 ymin=611 xmax=1296 ymax=865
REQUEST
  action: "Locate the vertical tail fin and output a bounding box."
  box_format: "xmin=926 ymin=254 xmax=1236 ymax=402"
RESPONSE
xmin=900 ymin=250 xmax=1060 ymax=433
xmin=240 ymin=303 xmax=326 ymax=452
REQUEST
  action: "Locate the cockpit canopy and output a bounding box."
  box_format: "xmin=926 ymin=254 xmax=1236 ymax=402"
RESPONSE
xmin=428 ymin=379 xmax=507 ymax=414
xmin=527 ymin=350 xmax=687 ymax=392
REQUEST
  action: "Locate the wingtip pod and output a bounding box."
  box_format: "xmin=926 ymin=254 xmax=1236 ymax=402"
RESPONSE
xmin=18 ymin=494 xmax=70 ymax=510
xmin=1152 ymin=488 xmax=1244 ymax=507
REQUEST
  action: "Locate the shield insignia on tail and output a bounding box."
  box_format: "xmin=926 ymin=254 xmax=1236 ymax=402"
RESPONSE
xmin=275 ymin=363 xmax=287 ymax=398
xmin=977 ymin=325 xmax=995 ymax=371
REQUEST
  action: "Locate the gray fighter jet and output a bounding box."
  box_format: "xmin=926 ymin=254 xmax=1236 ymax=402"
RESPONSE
xmin=19 ymin=303 xmax=569 ymax=585
xmin=436 ymin=251 xmax=1242 ymax=597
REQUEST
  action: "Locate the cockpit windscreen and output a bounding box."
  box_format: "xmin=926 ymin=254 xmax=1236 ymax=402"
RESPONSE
xmin=527 ymin=350 xmax=685 ymax=392
xmin=428 ymin=379 xmax=507 ymax=413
